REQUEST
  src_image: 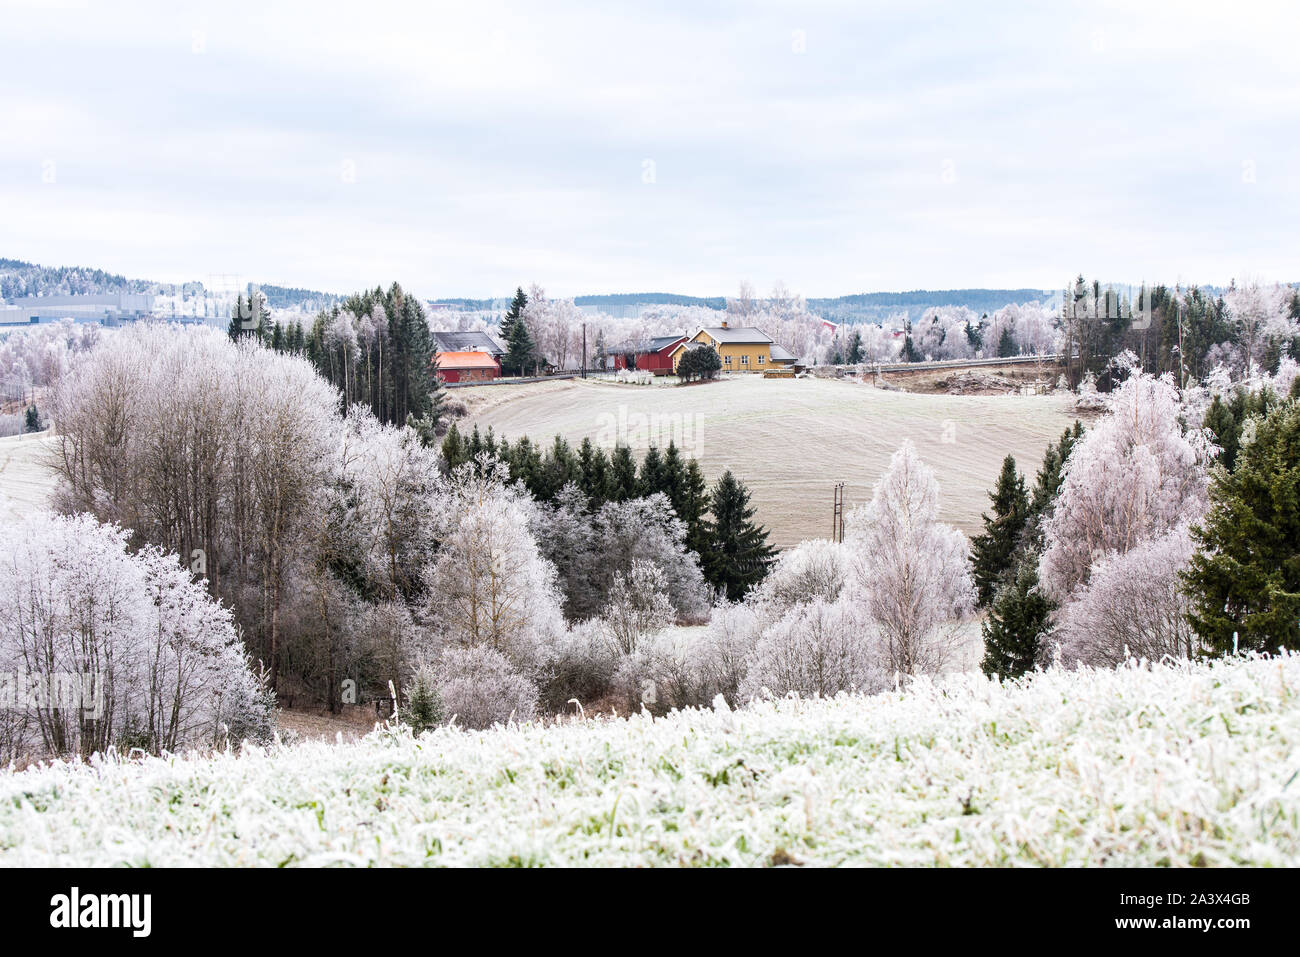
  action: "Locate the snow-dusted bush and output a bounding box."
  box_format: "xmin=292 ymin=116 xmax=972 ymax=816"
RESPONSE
xmin=1040 ymin=373 xmax=1215 ymax=603
xmin=690 ymin=602 xmax=762 ymax=703
xmin=538 ymin=620 xmax=620 ymax=712
xmin=435 ymin=645 xmax=538 ymax=730
xmin=611 ymin=629 xmax=699 ymax=715
xmin=615 ymin=369 xmax=653 ymax=385
xmin=844 ymin=442 xmax=976 ymax=675
xmin=1055 ymin=525 xmax=1200 ymax=667
xmin=741 ymin=598 xmax=885 ymax=699
xmin=0 ymin=512 xmax=270 ymax=759
xmin=752 ymin=538 xmax=850 ymax=615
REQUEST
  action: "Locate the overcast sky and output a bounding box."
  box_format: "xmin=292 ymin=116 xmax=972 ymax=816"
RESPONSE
xmin=1 ymin=0 xmax=1297 ymax=300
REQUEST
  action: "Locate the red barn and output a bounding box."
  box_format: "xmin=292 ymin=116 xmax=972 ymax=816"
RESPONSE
xmin=435 ymin=350 xmax=501 ymax=383
xmin=612 ymin=334 xmax=688 ymax=374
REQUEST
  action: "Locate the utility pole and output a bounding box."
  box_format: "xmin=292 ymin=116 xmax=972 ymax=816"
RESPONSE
xmin=832 ymin=482 xmax=845 ymax=542
xmin=582 ymin=322 xmax=587 ymax=379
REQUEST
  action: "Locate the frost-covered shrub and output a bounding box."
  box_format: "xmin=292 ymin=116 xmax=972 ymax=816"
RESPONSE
xmin=436 ymin=646 xmax=538 ymax=730
xmin=690 ymin=602 xmax=762 ymax=704
xmin=740 ymin=599 xmax=885 ymax=700
xmin=0 ymin=511 xmax=269 ymax=758
xmin=611 ymin=630 xmax=700 ymax=716
xmin=1056 ymin=525 xmax=1200 ymax=667
xmin=753 ymin=538 xmax=849 ymax=615
xmin=538 ymin=620 xmax=620 ymax=713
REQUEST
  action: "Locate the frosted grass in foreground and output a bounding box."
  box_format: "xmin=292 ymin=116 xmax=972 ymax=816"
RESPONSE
xmin=2 ymin=654 xmax=1298 ymax=867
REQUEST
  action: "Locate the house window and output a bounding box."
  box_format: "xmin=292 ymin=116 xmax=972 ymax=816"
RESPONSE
xmin=741 ymin=354 xmax=749 ymax=366
xmin=724 ymin=355 xmax=732 ymax=366
xmin=757 ymin=355 xmax=765 ymax=365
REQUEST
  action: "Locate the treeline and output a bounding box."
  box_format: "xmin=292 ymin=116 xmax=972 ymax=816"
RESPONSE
xmin=0 ymin=258 xmax=157 ymax=299
xmin=1062 ymin=275 xmax=1300 ymax=390
xmin=441 ymin=425 xmax=775 ymax=601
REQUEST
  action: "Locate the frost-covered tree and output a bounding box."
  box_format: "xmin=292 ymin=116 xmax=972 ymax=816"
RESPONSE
xmin=602 ymin=559 xmax=675 ymax=655
xmin=47 ymin=324 xmax=339 ymax=689
xmin=1039 ymin=373 xmax=1215 ymax=603
xmin=969 ymin=455 xmax=1029 ymax=607
xmin=1057 ymin=525 xmax=1199 ymax=665
xmin=844 ymin=442 xmax=975 ymax=675
xmin=0 ymin=512 xmax=271 ymax=758
xmin=423 ymin=460 xmax=563 ymax=674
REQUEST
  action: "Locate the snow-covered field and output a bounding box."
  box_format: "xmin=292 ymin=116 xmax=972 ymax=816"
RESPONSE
xmin=460 ymin=375 xmax=1078 ymax=545
xmin=3 ymin=653 xmax=1296 ymax=867
xmin=0 ymin=432 xmax=57 ymax=523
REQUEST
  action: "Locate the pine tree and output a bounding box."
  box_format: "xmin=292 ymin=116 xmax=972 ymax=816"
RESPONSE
xmin=981 ymin=562 xmax=1054 ymax=679
xmin=970 ymin=455 xmax=1029 ymax=606
xmin=702 ymin=470 xmax=775 ymax=600
xmin=901 ymin=326 xmax=921 ymax=363
xmin=24 ymin=404 xmax=39 ymax=433
xmin=679 ymin=459 xmax=711 ymax=559
xmin=1185 ymin=401 xmax=1300 ymax=654
xmin=997 ymin=326 xmax=1016 ymax=357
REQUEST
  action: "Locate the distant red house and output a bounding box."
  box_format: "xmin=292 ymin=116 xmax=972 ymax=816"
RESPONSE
xmin=612 ymin=334 xmax=688 ymax=374
xmin=435 ymin=350 xmax=501 ymax=383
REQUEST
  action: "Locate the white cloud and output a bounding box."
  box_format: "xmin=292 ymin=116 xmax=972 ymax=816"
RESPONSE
xmin=0 ymin=0 xmax=1296 ymax=297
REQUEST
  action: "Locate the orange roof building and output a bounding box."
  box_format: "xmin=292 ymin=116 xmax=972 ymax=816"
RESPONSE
xmin=434 ymin=350 xmax=501 ymax=383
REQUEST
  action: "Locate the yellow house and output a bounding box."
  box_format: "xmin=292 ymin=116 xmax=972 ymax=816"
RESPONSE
xmin=669 ymin=322 xmax=797 ymax=373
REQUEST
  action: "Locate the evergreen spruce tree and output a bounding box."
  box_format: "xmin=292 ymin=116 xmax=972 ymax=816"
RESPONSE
xmin=679 ymin=459 xmax=711 ymax=559
xmin=702 ymin=470 xmax=775 ymax=600
xmin=24 ymin=404 xmax=39 ymax=433
xmin=980 ymin=562 xmax=1054 ymax=679
xmin=1185 ymin=401 xmax=1300 ymax=654
xmin=609 ymin=444 xmax=639 ymax=501
xmin=500 ymin=287 xmax=530 ymax=375
xmin=970 ymin=456 xmax=1030 ymax=606
xmin=441 ymin=423 xmax=468 ymax=472
xmin=639 ymin=445 xmax=666 ymax=497
xmin=578 ymin=437 xmax=611 ymax=505
xmin=405 ymin=668 xmax=445 ymax=734
xmin=227 ymin=293 xmax=248 ymax=340
xmin=997 ymin=326 xmax=1016 ymax=357
xmin=901 ymin=326 xmax=921 ymax=363
xmin=1029 ymin=421 xmax=1084 ymax=522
